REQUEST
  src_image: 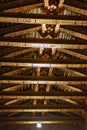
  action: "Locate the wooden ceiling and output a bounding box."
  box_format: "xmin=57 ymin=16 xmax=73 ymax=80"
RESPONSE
xmin=0 ymin=0 xmax=87 ymax=128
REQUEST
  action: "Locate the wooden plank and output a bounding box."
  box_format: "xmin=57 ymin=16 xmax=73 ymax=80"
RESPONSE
xmin=0 ymin=91 xmax=87 ymax=99
xmin=0 ymin=76 xmax=87 ymax=85
xmin=0 ymin=105 xmax=86 ymax=113
xmin=0 ymin=13 xmax=87 ymax=25
xmin=0 ymin=37 xmax=87 ymax=49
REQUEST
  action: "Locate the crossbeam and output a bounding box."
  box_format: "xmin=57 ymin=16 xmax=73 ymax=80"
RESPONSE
xmin=0 ymin=57 xmax=87 ymax=68
xmin=0 ymin=76 xmax=87 ymax=84
xmin=0 ymin=91 xmax=87 ymax=99
xmin=0 ymin=117 xmax=84 ymax=124
xmin=0 ymin=37 xmax=87 ymax=49
xmin=0 ymin=57 xmax=86 ymax=64
xmin=0 ymin=105 xmax=86 ymax=113
xmin=0 ymin=13 xmax=87 ymax=25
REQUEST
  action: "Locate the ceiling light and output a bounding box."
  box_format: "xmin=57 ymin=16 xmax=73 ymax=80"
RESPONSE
xmin=37 ymin=123 xmax=42 ymax=128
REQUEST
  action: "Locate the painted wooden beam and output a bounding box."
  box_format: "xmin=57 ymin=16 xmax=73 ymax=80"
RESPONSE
xmin=0 ymin=13 xmax=87 ymax=25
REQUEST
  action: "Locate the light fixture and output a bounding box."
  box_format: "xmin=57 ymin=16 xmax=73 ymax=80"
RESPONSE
xmin=48 ymin=4 xmax=57 ymax=12
xmin=37 ymin=122 xmax=42 ymax=128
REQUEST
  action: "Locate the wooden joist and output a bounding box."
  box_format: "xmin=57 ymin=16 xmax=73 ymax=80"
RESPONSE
xmin=0 ymin=105 xmax=86 ymax=113
xmin=0 ymin=76 xmax=87 ymax=84
xmin=0 ymin=57 xmax=87 ymax=68
xmin=0 ymin=91 xmax=87 ymax=99
xmin=0 ymin=117 xmax=85 ymax=124
xmin=0 ymin=13 xmax=87 ymax=25
xmin=0 ymin=37 xmax=87 ymax=49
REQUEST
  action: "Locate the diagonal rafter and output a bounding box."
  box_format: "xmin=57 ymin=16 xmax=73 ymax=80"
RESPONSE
xmin=0 ymin=0 xmax=44 ymax=13
xmin=2 ymin=84 xmax=23 ymax=91
xmin=60 ymin=99 xmax=79 ymax=105
xmin=61 ymin=0 xmax=87 ymax=16
xmin=3 ymin=48 xmax=38 ymax=58
xmin=60 ymin=27 xmax=87 ymax=40
xmin=61 ymin=68 xmax=87 ymax=77
xmin=0 ymin=24 xmax=41 ymax=37
xmin=4 ymin=99 xmax=20 ymax=106
xmin=1 ymin=67 xmax=26 ymax=76
xmin=58 ymin=84 xmax=83 ymax=92
xmin=59 ymin=49 xmax=87 ymax=60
